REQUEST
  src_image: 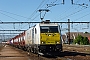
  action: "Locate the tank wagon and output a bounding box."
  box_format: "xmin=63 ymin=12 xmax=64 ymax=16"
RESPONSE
xmin=9 ymin=20 xmax=62 ymax=55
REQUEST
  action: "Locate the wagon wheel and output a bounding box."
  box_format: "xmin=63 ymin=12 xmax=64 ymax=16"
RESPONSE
xmin=30 ymin=48 xmax=33 ymax=53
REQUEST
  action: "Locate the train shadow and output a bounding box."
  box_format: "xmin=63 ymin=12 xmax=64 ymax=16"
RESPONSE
xmin=42 ymin=51 xmax=90 ymax=58
xmin=58 ymin=51 xmax=90 ymax=57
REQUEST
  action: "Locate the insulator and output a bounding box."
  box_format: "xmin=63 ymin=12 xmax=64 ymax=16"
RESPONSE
xmin=62 ymin=0 xmax=64 ymax=4
xmin=60 ymin=23 xmax=62 ymax=28
xmin=87 ymin=23 xmax=89 ymax=28
xmin=13 ymin=23 xmax=15 ymax=29
xmin=28 ymin=23 xmax=30 ymax=28
xmin=71 ymin=23 xmax=73 ymax=29
xmin=71 ymin=0 xmax=73 ymax=4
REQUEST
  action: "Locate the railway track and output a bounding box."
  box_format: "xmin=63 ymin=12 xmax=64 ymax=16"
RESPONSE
xmin=0 ymin=44 xmax=90 ymax=60
xmin=0 ymin=45 xmax=30 ymax=60
xmin=62 ymin=44 xmax=90 ymax=60
xmin=0 ymin=45 xmax=62 ymax=60
xmin=63 ymin=44 xmax=90 ymax=53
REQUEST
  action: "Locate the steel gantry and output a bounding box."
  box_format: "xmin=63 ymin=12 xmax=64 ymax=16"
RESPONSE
xmin=0 ymin=21 xmax=90 ymax=24
xmin=0 ymin=21 xmax=90 ymax=44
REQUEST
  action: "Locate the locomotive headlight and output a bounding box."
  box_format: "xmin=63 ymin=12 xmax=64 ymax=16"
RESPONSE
xmin=42 ymin=42 xmax=44 ymax=44
xmin=56 ymin=42 xmax=59 ymax=44
xmin=41 ymin=41 xmax=45 ymax=44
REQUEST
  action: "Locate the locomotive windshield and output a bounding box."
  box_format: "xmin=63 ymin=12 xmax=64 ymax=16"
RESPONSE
xmin=40 ymin=26 xmax=59 ymax=33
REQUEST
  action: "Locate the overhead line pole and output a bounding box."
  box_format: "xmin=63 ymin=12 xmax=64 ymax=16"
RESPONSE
xmin=68 ymin=19 xmax=70 ymax=45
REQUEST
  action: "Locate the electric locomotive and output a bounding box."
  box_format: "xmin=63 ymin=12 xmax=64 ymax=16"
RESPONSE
xmin=25 ymin=20 xmax=62 ymax=55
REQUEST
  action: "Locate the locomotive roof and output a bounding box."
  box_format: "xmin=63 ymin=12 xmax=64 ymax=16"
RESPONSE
xmin=39 ymin=23 xmax=59 ymax=26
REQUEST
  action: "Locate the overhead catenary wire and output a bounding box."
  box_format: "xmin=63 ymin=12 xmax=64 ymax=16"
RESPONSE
xmin=0 ymin=25 xmax=4 ymax=30
xmin=57 ymin=6 xmax=89 ymax=21
xmin=0 ymin=19 xmax=2 ymax=22
xmin=52 ymin=0 xmax=90 ymax=34
xmin=20 ymin=0 xmax=59 ymax=30
xmin=53 ymin=0 xmax=81 ymax=21
xmin=29 ymin=0 xmax=59 ymax=21
xmin=72 ymin=1 xmax=90 ymax=21
xmin=0 ymin=0 xmax=90 ymax=35
xmin=54 ymin=5 xmax=80 ymax=21
xmin=54 ymin=0 xmax=89 ymax=22
xmin=69 ymin=6 xmax=90 ymax=22
xmin=73 ymin=8 xmax=90 ymax=21
xmin=20 ymin=0 xmax=50 ymax=29
xmin=0 ymin=10 xmax=29 ymax=19
xmin=0 ymin=12 xmax=20 ymax=21
xmin=26 ymin=0 xmax=47 ymax=21
xmin=0 ymin=0 xmax=49 ymax=31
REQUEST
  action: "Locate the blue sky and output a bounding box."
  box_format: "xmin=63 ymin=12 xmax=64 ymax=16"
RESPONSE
xmin=0 ymin=0 xmax=90 ymax=35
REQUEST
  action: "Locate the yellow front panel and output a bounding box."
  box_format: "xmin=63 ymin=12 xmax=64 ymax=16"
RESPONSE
xmin=40 ymin=33 xmax=60 ymax=44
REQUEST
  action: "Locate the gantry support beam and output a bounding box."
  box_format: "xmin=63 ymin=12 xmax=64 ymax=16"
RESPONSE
xmin=0 ymin=22 xmax=40 ymax=24
xmin=0 ymin=30 xmax=26 ymax=31
xmin=0 ymin=21 xmax=90 ymax=24
xmin=0 ymin=33 xmax=20 ymax=34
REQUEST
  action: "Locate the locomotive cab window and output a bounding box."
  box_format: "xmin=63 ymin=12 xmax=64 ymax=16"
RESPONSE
xmin=35 ymin=28 xmax=37 ymax=34
xmin=40 ymin=26 xmax=59 ymax=33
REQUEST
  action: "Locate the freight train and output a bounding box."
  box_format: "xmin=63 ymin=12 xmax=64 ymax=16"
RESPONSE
xmin=8 ymin=20 xmax=62 ymax=55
